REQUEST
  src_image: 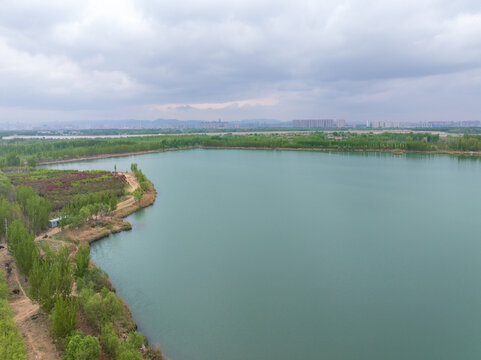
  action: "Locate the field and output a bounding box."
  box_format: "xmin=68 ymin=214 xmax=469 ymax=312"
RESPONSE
xmin=6 ymin=169 xmax=127 ymax=210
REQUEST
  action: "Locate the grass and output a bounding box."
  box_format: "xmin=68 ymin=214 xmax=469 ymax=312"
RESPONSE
xmin=0 ymin=271 xmax=28 ymax=360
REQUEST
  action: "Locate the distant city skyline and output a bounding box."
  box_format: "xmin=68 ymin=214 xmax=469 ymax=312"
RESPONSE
xmin=1 ymin=118 xmax=480 ymax=132
xmin=1 ymin=1 xmax=481 ymax=123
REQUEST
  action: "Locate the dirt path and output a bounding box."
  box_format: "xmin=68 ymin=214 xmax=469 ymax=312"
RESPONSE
xmin=35 ymin=227 xmax=61 ymax=242
xmin=11 ymin=297 xmax=60 ymax=360
xmin=12 ymin=264 xmax=27 ymax=298
xmin=116 ymin=172 xmax=139 ymax=211
xmin=122 ymin=172 xmax=138 ymax=193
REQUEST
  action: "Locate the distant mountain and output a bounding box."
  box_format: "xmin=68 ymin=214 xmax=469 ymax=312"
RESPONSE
xmin=0 ymin=118 xmax=289 ymax=131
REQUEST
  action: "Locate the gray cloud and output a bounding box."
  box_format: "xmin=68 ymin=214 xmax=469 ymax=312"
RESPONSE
xmin=1 ymin=0 xmax=481 ymax=122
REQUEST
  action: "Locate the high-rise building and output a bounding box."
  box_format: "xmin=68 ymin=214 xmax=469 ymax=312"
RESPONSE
xmin=293 ymin=119 xmax=335 ymax=128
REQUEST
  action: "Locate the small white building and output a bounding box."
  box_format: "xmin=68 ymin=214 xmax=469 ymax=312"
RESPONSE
xmin=48 ymin=217 xmax=61 ymax=228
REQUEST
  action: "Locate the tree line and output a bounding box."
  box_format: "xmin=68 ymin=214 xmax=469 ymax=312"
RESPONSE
xmin=3 ymin=132 xmax=481 ymax=167
xmin=59 ymin=190 xmax=119 ymax=229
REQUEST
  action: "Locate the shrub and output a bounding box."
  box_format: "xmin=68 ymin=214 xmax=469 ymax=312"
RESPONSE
xmin=145 ymin=346 xmax=163 ymax=360
xmin=132 ymin=188 xmax=143 ymax=201
xmin=82 ymin=288 xmax=123 ymax=330
xmin=140 ymin=180 xmax=149 ymax=191
xmin=125 ymin=331 xmax=147 ymax=349
xmin=63 ymin=332 xmax=100 ymax=360
xmin=76 ymin=267 xmax=110 ymax=293
xmin=117 ymin=346 xmax=143 ymax=360
xmin=100 ymin=322 xmax=119 ymax=358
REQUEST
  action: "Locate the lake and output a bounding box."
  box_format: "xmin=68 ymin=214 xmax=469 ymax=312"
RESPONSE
xmin=46 ymin=149 xmax=481 ymax=360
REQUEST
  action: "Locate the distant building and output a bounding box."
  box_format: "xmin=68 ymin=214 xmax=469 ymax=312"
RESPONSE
xmin=336 ymin=119 xmax=346 ymax=128
xmin=293 ymin=119 xmax=335 ymax=128
xmin=366 ymin=121 xmax=400 ymax=129
xmin=427 ymin=121 xmax=481 ymax=128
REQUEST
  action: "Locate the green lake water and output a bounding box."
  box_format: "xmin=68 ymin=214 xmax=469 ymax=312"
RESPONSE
xmin=46 ymin=149 xmax=481 ymax=360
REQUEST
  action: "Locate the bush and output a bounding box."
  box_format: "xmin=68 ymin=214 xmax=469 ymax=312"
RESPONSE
xmin=117 ymin=346 xmax=143 ymax=360
xmin=50 ymin=296 xmax=78 ymax=339
xmin=76 ymin=267 xmax=110 ymax=293
xmin=125 ymin=331 xmax=147 ymax=349
xmin=82 ymin=288 xmax=123 ymax=330
xmin=100 ymin=322 xmax=119 ymax=358
xmin=63 ymin=332 xmax=100 ymax=360
xmin=132 ymin=188 xmax=143 ymax=201
xmin=140 ymin=180 xmax=149 ymax=191
xmin=145 ymin=346 xmax=163 ymax=360
xmin=114 ymin=331 xmax=147 ymax=360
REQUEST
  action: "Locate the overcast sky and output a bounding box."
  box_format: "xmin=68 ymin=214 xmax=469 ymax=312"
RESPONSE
xmin=1 ymin=0 xmax=481 ymax=123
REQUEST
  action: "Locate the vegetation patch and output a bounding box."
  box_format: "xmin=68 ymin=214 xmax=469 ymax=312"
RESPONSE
xmin=6 ymin=169 xmax=127 ymax=210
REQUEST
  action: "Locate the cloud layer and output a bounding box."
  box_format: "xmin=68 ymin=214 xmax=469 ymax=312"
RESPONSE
xmin=1 ymin=0 xmax=481 ymax=123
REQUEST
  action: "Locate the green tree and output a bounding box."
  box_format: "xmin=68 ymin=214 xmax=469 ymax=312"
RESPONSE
xmin=109 ymin=196 xmax=118 ymax=212
xmin=50 ymin=296 xmax=78 ymax=339
xmin=15 ymin=185 xmax=35 ymax=211
xmin=6 ymin=220 xmax=39 ymax=275
xmin=75 ymin=246 xmax=90 ymax=278
xmin=0 ymin=171 xmax=13 ymax=199
xmin=0 ymin=197 xmax=20 ymax=239
xmin=6 ymin=153 xmax=20 ymax=167
xmin=25 ymin=195 xmax=51 ymax=233
xmin=27 ymin=156 xmax=37 ymax=168
xmin=79 ymin=206 xmax=90 ymax=223
xmin=29 ymin=246 xmax=73 ymax=312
